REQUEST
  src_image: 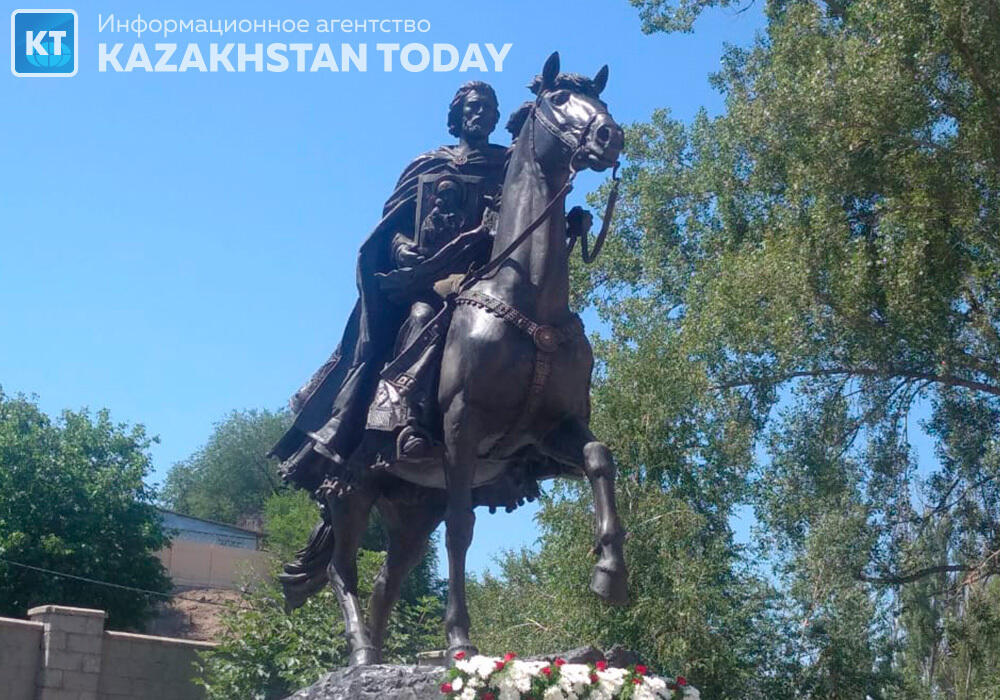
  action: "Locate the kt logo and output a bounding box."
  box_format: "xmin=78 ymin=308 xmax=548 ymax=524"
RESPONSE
xmin=11 ymin=9 xmax=77 ymax=77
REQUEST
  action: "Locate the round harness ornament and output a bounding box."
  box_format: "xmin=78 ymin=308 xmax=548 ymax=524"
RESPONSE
xmin=532 ymin=325 xmax=560 ymax=352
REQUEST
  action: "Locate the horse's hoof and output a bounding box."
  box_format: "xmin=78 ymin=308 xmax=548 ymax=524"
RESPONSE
xmin=349 ymin=646 xmax=378 ymax=666
xmin=447 ymin=644 xmax=479 ymax=664
xmin=590 ymin=565 xmax=628 ymax=606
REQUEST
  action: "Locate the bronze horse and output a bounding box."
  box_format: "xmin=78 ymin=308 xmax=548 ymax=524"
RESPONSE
xmin=280 ymin=52 xmax=627 ymax=665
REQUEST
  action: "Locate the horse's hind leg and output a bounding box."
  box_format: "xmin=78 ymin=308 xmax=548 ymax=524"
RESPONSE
xmin=368 ymin=494 xmax=445 ymax=661
xmin=325 ymin=485 xmax=378 ymax=665
xmin=542 ymin=419 xmax=628 ymax=605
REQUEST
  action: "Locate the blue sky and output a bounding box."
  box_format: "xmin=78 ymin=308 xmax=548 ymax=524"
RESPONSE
xmin=1 ymin=0 xmax=775 ymax=576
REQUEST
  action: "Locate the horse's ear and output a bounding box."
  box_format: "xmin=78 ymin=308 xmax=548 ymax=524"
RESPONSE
xmin=541 ymin=51 xmax=560 ymax=90
xmin=593 ymin=65 xmax=609 ymax=96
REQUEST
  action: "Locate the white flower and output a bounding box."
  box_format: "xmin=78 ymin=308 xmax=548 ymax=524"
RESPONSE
xmin=498 ymin=684 xmax=520 ymax=700
xmin=644 ymin=677 xmax=667 ymax=692
xmin=633 ymin=685 xmax=657 ymax=700
xmin=683 ymin=686 xmax=701 ymax=700
xmin=543 ymin=686 xmax=567 ymax=700
xmin=504 ymin=660 xmax=547 ymax=692
xmin=595 ymin=665 xmax=627 ymax=695
xmin=452 ymin=676 xmax=463 ymax=691
xmin=588 ymin=687 xmax=613 ymax=700
xmin=459 ymin=688 xmax=476 ymax=700
xmin=558 ymin=663 xmax=592 ymax=696
xmin=469 ymin=655 xmax=498 ymax=679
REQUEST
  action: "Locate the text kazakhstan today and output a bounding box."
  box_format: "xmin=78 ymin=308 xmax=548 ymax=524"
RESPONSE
xmin=98 ymin=42 xmax=513 ymax=73
xmin=96 ymin=15 xmax=511 ymax=73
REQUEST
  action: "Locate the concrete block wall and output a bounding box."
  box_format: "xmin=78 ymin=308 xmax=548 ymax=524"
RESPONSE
xmin=0 ymin=616 xmax=44 ymax=700
xmin=0 ymin=605 xmax=214 ymax=700
xmin=98 ymin=631 xmax=214 ymax=700
xmin=29 ymin=605 xmax=106 ymax=700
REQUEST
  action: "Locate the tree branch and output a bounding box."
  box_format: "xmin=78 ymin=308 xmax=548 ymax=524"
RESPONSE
xmin=712 ymin=367 xmax=1000 ymax=397
xmin=856 ymin=564 xmax=971 ymax=585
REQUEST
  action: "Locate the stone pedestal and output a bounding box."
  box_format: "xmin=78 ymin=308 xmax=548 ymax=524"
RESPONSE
xmin=283 ymin=665 xmax=445 ymax=700
xmin=283 ymin=646 xmax=647 ymax=699
xmin=28 ymin=605 xmax=106 ymax=700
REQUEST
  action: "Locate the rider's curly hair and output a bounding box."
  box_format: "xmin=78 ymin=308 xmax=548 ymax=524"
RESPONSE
xmin=447 ymin=81 xmax=500 ymax=138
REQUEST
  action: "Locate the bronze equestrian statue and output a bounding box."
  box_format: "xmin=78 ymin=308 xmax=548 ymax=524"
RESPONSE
xmin=271 ymin=52 xmax=627 ymax=665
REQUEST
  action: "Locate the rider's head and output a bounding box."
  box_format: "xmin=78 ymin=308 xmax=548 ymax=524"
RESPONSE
xmin=448 ymin=81 xmax=499 ymax=142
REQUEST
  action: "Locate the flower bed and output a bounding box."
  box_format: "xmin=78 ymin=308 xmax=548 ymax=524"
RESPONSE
xmin=440 ymin=653 xmax=699 ymax=700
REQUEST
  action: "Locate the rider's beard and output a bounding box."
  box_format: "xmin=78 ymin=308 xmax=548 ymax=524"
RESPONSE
xmin=463 ymin=118 xmax=491 ymax=140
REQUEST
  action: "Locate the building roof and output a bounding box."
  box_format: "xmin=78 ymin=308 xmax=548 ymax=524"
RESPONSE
xmin=155 ymin=508 xmax=263 ymax=537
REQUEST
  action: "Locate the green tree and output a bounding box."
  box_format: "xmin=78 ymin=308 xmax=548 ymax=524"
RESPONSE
xmin=0 ymin=390 xmax=171 ymax=629
xmin=161 ymin=408 xmax=291 ymax=524
xmin=586 ymin=0 xmax=996 ymax=694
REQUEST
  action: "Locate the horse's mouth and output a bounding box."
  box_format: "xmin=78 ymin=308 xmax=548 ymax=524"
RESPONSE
xmin=577 ymin=150 xmax=618 ymax=172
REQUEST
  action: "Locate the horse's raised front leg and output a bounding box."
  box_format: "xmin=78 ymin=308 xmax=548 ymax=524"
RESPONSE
xmin=543 ymin=419 xmax=628 ymax=605
xmin=441 ymin=395 xmax=480 ymax=658
xmin=325 ymin=486 xmax=378 ymax=665
xmin=368 ymin=494 xmax=445 ymax=661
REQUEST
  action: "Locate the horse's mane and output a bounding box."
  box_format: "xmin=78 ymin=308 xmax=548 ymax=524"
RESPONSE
xmin=505 ymin=72 xmax=603 ymax=140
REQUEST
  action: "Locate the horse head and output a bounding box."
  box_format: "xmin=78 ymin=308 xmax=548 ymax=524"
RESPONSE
xmin=513 ymin=51 xmax=624 ymax=175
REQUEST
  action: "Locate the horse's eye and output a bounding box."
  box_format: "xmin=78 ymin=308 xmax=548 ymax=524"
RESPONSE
xmin=550 ymin=91 xmax=570 ymax=106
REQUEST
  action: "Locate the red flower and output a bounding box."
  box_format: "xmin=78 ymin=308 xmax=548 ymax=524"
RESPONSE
xmin=504 ymin=652 xmax=517 ymax=662
xmin=483 ymin=694 xmax=496 ymax=700
xmin=454 ymin=651 xmax=466 ymax=660
xmin=554 ymin=658 xmax=566 ymax=667
xmin=541 ymin=666 xmax=552 ymax=676
xmin=439 ymin=682 xmax=453 ymax=694
xmin=595 ymin=660 xmax=608 ymax=671
xmin=636 ymin=664 xmax=648 ymax=675
xmin=590 ymin=673 xmax=599 ymax=684
xmin=494 ymin=660 xmax=506 ymax=671
xmin=632 ymin=677 xmax=642 ymax=685
xmin=677 ymin=676 xmax=688 ymax=686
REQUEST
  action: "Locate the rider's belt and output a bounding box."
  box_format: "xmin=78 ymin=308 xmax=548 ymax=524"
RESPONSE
xmin=454 ymin=289 xmax=583 ymax=352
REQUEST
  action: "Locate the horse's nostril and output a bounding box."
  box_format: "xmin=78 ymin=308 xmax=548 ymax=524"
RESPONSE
xmin=595 ymin=125 xmax=611 ymax=146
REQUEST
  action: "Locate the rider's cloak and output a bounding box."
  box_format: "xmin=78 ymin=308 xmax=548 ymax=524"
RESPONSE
xmin=270 ymin=143 xmax=508 ymax=489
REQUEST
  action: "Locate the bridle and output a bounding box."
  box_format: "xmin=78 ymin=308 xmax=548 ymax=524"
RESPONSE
xmin=459 ymin=91 xmax=620 ymax=290
xmin=533 ymin=91 xmax=621 ymax=264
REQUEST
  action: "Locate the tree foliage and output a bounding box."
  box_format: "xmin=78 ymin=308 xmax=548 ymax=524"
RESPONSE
xmin=473 ymin=0 xmax=999 ymax=695
xmin=161 ymin=408 xmax=291 ymax=524
xmin=0 ymin=390 xmax=171 ymax=629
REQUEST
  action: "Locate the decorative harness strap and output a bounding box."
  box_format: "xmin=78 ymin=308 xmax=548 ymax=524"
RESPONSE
xmin=455 ymin=289 xmax=584 ymax=457
xmin=455 ymin=289 xmax=583 ymax=352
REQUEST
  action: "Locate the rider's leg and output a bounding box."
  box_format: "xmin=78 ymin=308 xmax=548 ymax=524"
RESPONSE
xmin=396 ymin=297 xmax=444 ymax=458
xmin=395 ymin=298 xmax=441 ymax=356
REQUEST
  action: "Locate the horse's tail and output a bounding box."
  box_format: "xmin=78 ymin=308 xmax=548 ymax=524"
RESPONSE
xmin=278 ymin=518 xmax=334 ymax=612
